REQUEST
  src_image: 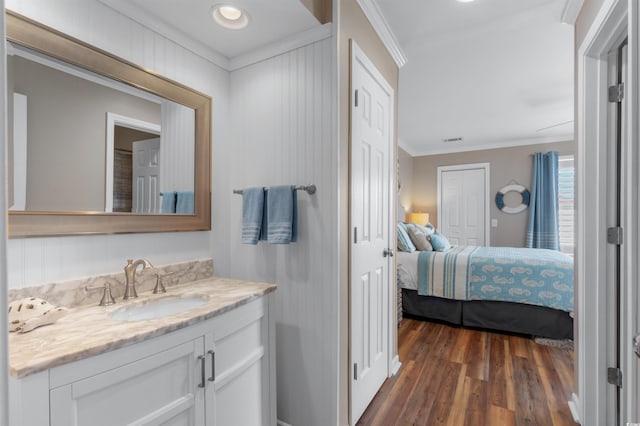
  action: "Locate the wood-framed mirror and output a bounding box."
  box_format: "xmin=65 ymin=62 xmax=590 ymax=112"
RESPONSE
xmin=6 ymin=11 xmax=212 ymax=237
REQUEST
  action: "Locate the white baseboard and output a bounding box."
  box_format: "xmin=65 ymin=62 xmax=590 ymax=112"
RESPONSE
xmin=277 ymin=420 xmax=293 ymax=426
xmin=568 ymin=392 xmax=580 ymax=424
xmin=390 ymin=355 xmax=401 ymax=375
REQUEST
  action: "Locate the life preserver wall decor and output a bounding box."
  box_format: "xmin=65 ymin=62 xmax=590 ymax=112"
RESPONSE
xmin=495 ymin=183 xmax=530 ymax=214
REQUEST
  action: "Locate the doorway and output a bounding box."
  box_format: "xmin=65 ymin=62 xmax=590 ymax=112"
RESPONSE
xmin=105 ymin=112 xmax=160 ymax=213
xmin=578 ymin=0 xmax=640 ymax=424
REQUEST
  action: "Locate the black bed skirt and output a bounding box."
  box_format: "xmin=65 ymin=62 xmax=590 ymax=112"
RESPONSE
xmin=402 ymin=289 xmax=573 ymax=340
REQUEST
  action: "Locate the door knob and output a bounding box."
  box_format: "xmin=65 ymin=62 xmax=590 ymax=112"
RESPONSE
xmin=634 ymin=335 xmax=640 ymax=359
xmin=383 ymin=248 xmax=394 ymax=258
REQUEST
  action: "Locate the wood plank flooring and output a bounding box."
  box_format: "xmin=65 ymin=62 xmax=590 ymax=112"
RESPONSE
xmin=357 ymin=318 xmax=577 ymax=426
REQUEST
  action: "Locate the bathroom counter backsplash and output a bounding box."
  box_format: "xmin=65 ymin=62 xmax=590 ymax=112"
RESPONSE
xmin=8 ymin=259 xmax=214 ymax=309
xmin=9 ymin=276 xmax=276 ymax=378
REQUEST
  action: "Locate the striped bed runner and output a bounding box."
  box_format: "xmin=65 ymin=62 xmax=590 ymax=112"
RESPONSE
xmin=417 ymin=246 xmax=479 ymax=300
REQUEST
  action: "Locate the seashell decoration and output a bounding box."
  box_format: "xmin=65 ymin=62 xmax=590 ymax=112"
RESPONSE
xmin=8 ymin=297 xmax=69 ymax=333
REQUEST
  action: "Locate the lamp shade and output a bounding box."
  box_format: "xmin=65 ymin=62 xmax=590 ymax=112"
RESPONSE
xmin=409 ymin=212 xmax=430 ymax=226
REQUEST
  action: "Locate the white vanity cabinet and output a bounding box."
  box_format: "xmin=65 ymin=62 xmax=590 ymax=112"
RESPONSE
xmin=50 ymin=337 xmax=206 ymax=426
xmin=9 ymin=295 xmax=276 ymax=426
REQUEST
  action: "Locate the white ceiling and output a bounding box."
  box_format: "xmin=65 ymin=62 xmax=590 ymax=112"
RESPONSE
xmin=376 ymin=0 xmax=575 ymax=156
xmin=100 ymin=0 xmax=320 ymax=59
xmin=101 ymin=0 xmax=573 ymax=156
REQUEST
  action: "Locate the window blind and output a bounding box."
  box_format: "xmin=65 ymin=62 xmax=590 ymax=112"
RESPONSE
xmin=558 ymin=155 xmax=575 ymax=256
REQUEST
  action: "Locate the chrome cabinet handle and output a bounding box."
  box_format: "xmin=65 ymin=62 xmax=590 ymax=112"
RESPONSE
xmin=634 ymin=335 xmax=640 ymax=359
xmin=198 ymin=355 xmax=206 ymax=388
xmin=208 ymin=350 xmax=215 ymax=382
xmin=383 ymin=248 xmax=394 ymax=258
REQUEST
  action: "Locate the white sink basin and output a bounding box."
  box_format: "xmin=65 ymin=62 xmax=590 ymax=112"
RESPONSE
xmin=111 ymin=296 xmax=208 ymax=322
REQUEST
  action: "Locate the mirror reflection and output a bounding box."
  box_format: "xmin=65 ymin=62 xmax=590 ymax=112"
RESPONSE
xmin=7 ymin=45 xmax=195 ymax=214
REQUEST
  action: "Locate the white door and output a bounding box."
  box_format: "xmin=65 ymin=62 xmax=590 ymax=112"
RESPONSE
xmin=132 ymin=138 xmax=160 ymax=214
xmin=437 ymin=164 xmax=490 ymax=246
xmin=350 ymin=42 xmax=394 ymax=425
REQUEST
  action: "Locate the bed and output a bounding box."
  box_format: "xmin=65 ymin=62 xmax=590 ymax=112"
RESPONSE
xmin=397 ymin=246 xmax=574 ymax=339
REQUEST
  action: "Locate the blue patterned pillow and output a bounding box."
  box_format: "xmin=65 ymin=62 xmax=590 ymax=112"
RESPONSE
xmin=397 ymin=223 xmax=416 ymax=252
xmin=429 ymin=232 xmax=451 ymax=252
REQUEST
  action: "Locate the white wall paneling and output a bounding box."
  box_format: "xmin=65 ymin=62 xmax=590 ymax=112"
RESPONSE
xmin=221 ymin=38 xmax=338 ymax=426
xmin=5 ymin=0 xmax=230 ymax=288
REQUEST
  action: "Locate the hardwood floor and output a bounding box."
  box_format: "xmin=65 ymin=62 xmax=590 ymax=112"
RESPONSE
xmin=357 ymin=318 xmax=577 ymax=426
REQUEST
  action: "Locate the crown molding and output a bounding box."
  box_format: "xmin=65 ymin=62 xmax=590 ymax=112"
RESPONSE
xmin=229 ymin=23 xmax=333 ymax=71
xmin=99 ymin=0 xmax=332 ymax=72
xmin=561 ymin=0 xmax=585 ymax=25
xmin=98 ymin=0 xmax=230 ymax=70
xmin=402 ymin=136 xmax=575 ymax=157
xmin=355 ymin=0 xmax=407 ymax=68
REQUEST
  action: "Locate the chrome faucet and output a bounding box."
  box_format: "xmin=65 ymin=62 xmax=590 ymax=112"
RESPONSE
xmin=123 ymin=258 xmax=153 ymax=299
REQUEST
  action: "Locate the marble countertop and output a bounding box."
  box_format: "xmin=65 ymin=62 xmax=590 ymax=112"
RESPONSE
xmin=9 ymin=277 xmax=276 ymax=378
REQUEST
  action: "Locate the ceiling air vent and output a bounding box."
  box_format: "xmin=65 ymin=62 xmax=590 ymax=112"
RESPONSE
xmin=443 ymin=137 xmax=463 ymax=143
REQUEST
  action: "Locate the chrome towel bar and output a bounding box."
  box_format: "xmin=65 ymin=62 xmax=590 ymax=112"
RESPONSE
xmin=233 ymin=184 xmax=316 ymax=195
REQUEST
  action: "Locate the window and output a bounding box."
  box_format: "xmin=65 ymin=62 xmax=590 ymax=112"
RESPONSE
xmin=558 ymin=155 xmax=575 ymax=256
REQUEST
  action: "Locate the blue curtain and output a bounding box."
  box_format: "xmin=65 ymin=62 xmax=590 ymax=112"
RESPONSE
xmin=526 ymin=151 xmax=560 ymax=250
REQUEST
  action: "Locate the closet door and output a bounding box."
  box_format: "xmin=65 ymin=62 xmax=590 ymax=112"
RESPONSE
xmin=437 ymin=163 xmax=490 ymax=246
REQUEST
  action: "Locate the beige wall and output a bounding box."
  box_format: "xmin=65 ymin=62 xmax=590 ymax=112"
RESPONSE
xmin=398 ymin=147 xmax=413 ymax=217
xmin=9 ymin=55 xmax=160 ymax=211
xmin=339 ymin=0 xmax=399 ymax=424
xmin=299 ymin=0 xmax=332 ymax=24
xmin=409 ymin=141 xmax=575 ymax=248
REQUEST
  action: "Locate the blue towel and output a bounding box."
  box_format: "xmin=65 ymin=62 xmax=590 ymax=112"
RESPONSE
xmin=261 ymin=185 xmax=297 ymax=244
xmin=161 ymin=192 xmax=176 ymax=214
xmin=176 ymin=191 xmax=194 ymax=214
xmin=242 ymin=187 xmax=265 ymax=245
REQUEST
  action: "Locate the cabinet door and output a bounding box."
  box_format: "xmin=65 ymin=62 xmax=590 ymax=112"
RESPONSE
xmin=50 ymin=338 xmax=206 ymax=426
xmin=205 ymin=298 xmax=273 ymax=426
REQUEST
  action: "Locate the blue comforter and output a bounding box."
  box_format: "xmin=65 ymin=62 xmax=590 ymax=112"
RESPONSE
xmin=417 ymin=246 xmax=574 ymax=312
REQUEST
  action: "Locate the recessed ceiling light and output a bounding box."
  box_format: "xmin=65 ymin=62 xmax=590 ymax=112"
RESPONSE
xmin=219 ymin=6 xmax=242 ymax=20
xmin=211 ymin=4 xmax=249 ymax=30
xmin=456 ymin=0 xmax=476 ymax=3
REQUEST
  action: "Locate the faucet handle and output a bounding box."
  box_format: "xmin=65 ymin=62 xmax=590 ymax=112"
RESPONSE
xmin=153 ymin=272 xmax=176 ymax=294
xmin=86 ymin=281 xmax=117 ymax=306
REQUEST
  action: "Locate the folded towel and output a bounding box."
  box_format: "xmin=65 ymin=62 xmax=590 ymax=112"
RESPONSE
xmin=262 ymin=185 xmax=297 ymax=244
xmin=242 ymin=187 xmax=265 ymax=244
xmin=161 ymin=192 xmax=176 ymax=214
xmin=176 ymin=191 xmax=194 ymax=214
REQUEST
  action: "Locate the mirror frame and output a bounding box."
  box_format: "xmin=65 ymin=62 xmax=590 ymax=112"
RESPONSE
xmin=7 ymin=11 xmax=212 ymax=238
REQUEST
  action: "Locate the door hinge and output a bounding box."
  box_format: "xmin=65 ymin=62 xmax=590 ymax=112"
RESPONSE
xmin=354 ymin=89 xmax=358 ymax=107
xmin=608 ymin=83 xmax=624 ymax=102
xmin=607 ymin=226 xmax=623 ymax=245
xmin=354 ymin=227 xmax=358 ymax=244
xmin=608 ymin=367 xmax=623 ymax=387
xmin=354 ymin=363 xmax=358 ymax=380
